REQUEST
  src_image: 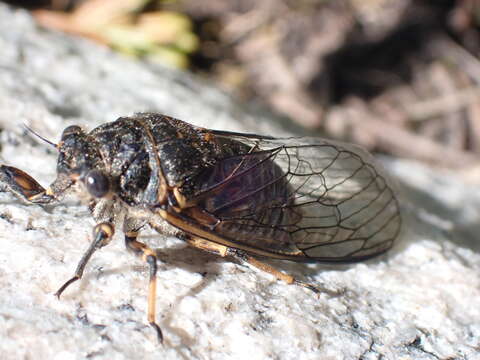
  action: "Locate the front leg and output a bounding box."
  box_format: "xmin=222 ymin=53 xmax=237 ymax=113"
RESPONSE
xmin=55 ymin=222 xmax=115 ymax=298
xmin=0 ymin=165 xmax=54 ymax=204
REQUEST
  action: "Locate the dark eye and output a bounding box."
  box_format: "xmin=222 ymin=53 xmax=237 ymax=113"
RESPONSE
xmin=85 ymin=170 xmax=110 ymax=198
xmin=61 ymin=125 xmax=83 ymax=140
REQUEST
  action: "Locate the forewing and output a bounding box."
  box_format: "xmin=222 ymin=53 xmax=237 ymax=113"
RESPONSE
xmin=277 ymin=138 xmax=400 ymax=261
xmin=192 ymin=134 xmax=402 ymax=262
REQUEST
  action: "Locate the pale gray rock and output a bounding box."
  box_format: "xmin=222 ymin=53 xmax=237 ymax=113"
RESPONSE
xmin=0 ymin=3 xmax=478 ymax=360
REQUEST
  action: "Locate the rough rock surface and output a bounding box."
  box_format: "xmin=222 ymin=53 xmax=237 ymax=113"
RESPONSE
xmin=0 ymin=4 xmax=478 ymax=360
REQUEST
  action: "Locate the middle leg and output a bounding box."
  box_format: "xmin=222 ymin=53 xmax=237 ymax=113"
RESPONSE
xmin=124 ymin=230 xmax=163 ymax=343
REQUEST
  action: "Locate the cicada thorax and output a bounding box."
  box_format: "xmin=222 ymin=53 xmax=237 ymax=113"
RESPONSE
xmin=87 ymin=118 xmax=152 ymax=206
xmin=87 ymin=113 xmax=252 ymax=208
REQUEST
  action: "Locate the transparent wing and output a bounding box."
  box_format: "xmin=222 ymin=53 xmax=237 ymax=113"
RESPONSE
xmin=190 ymin=134 xmax=401 ymax=262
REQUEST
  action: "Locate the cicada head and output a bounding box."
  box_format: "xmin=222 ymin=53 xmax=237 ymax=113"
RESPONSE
xmin=51 ymin=125 xmax=111 ymax=201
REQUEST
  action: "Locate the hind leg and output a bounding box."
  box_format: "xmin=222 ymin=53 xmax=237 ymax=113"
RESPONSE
xmin=185 ymin=235 xmax=319 ymax=293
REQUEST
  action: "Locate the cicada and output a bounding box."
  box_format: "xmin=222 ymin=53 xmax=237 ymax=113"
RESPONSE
xmin=0 ymin=113 xmax=401 ymax=342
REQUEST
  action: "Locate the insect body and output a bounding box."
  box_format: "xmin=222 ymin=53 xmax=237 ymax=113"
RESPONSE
xmin=0 ymin=113 xmax=401 ymax=342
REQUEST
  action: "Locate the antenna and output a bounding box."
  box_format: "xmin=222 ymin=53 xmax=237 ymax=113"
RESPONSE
xmin=23 ymin=124 xmax=57 ymax=149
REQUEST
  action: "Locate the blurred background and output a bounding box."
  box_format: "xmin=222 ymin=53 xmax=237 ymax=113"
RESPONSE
xmin=4 ymin=0 xmax=480 ymax=178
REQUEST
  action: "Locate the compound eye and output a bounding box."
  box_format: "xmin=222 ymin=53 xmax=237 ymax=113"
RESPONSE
xmin=85 ymin=170 xmax=110 ymax=198
xmin=61 ymin=125 xmax=83 ymax=140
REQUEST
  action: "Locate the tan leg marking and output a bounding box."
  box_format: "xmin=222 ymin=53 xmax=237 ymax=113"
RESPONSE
xmin=125 ymin=233 xmax=163 ymax=343
xmin=186 ymin=236 xmax=229 ymax=257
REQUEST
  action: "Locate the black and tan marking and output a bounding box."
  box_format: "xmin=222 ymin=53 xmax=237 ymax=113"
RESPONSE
xmin=0 ymin=165 xmax=49 ymax=202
